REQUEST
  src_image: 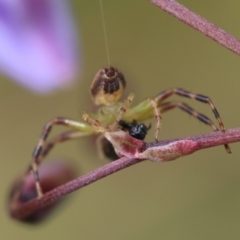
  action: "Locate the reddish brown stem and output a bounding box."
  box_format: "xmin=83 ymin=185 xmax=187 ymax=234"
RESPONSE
xmin=150 ymin=0 xmax=240 ymax=55
xmin=10 ymin=128 xmax=240 ymax=221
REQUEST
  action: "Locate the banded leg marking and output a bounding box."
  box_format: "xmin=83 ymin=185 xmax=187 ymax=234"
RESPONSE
xmin=31 ymin=117 xmax=89 ymax=198
xmin=160 ymin=101 xmax=231 ymax=153
xmin=155 ymin=88 xmax=226 ymax=132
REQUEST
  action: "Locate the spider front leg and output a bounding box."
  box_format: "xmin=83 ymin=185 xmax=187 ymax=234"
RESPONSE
xmin=148 ymin=99 xmax=162 ymax=142
xmin=113 ymin=92 xmax=135 ymax=129
xmin=155 ymin=88 xmax=231 ymax=153
xmin=26 ymin=118 xmax=93 ymax=198
xmin=160 ymin=101 xmax=219 ymax=131
xmin=155 ymin=88 xmax=226 ymax=131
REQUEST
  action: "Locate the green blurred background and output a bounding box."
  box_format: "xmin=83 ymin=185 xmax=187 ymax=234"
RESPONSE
xmin=1 ymin=0 xmax=240 ymax=239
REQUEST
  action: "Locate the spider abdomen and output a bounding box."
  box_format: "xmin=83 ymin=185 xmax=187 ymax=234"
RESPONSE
xmin=90 ymin=66 xmax=126 ymax=106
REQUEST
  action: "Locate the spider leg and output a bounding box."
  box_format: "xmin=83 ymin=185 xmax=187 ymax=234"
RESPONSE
xmin=154 ymin=88 xmax=226 ymax=132
xmin=148 ymin=99 xmax=162 ymax=142
xmin=29 ymin=118 xmax=93 ymax=198
xmin=38 ymin=131 xmax=92 ymax=164
xmin=113 ymin=92 xmax=135 ymax=130
xmin=160 ymin=101 xmax=231 ymax=153
xmin=160 ymin=101 xmax=217 ymax=129
xmin=15 ymin=131 xmax=91 ymax=200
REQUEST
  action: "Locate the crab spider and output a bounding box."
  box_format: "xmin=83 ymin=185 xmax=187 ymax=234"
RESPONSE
xmin=19 ymin=66 xmax=230 ymax=198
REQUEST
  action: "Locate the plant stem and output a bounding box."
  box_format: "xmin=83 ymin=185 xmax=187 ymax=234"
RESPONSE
xmin=10 ymin=127 xmax=240 ymax=221
xmin=150 ymin=0 xmax=240 ymax=55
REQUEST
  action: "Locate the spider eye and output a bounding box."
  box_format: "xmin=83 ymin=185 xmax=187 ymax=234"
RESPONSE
xmin=90 ymin=66 xmax=126 ymax=106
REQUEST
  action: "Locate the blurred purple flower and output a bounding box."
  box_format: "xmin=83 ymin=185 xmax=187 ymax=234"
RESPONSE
xmin=0 ymin=0 xmax=80 ymax=93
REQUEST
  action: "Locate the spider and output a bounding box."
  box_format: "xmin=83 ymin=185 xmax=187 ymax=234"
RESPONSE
xmin=22 ymin=66 xmax=230 ymax=198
